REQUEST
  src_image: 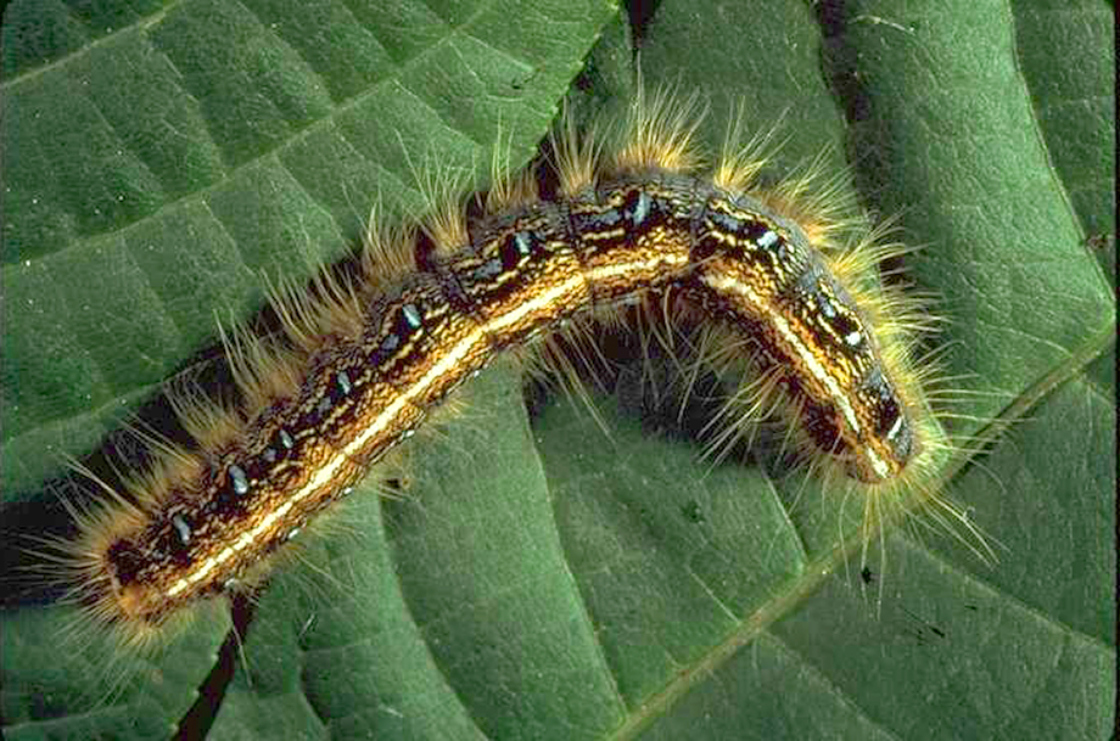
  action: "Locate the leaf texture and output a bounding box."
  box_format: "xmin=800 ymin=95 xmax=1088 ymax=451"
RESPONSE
xmin=1 ymin=1 xmax=1113 ymax=739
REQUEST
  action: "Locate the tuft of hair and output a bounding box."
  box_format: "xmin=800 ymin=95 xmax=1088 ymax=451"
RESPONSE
xmin=513 ymin=314 xmax=617 ymax=439
xmin=711 ymin=102 xmax=787 ymax=194
xmin=217 ymin=319 xmax=302 ymax=413
xmin=756 ymin=149 xmax=860 ymax=251
xmin=361 ymin=199 xmax=420 ymax=290
xmin=165 ymin=378 xmax=243 ymax=452
xmin=485 ymin=127 xmax=540 ymax=214
xmin=611 ymin=82 xmax=707 ymax=175
xmin=551 ymin=99 xmax=607 ymax=196
xmin=406 ymin=155 xmax=472 ymax=255
xmin=265 ymin=264 xmax=366 ymax=355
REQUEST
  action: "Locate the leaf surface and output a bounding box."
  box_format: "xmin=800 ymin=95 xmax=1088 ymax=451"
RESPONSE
xmin=1 ymin=1 xmax=1113 ymax=739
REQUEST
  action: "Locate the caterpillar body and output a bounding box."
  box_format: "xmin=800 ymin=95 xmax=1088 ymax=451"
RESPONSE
xmin=45 ymin=88 xmax=952 ymax=654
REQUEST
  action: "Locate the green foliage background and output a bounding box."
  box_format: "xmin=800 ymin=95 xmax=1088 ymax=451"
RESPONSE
xmin=1 ymin=0 xmax=1114 ymax=739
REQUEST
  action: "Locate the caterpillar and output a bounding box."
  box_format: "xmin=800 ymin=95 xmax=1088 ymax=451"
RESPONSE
xmin=3 ymin=74 xmax=996 ymax=741
xmin=25 ymin=80 xmax=970 ymax=659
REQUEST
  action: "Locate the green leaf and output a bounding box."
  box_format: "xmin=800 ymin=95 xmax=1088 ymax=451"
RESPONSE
xmin=1 ymin=1 xmax=1113 ymax=740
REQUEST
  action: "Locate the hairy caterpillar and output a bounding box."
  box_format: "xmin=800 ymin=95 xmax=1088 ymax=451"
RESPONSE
xmin=5 ymin=50 xmax=992 ymax=741
xmin=29 ymin=80 xmax=960 ymax=651
xmin=4 ymin=2 xmax=1111 ymax=738
xmin=9 ymin=84 xmax=1001 ymax=741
